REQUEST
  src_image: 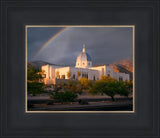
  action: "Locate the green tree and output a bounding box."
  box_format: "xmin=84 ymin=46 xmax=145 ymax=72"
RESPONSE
xmin=27 ymin=81 xmax=45 ymax=95
xmin=124 ymin=80 xmax=133 ymax=93
xmin=27 ymin=63 xmax=46 ymax=96
xmin=27 ymin=63 xmax=43 ymax=81
xmin=79 ymin=77 xmax=92 ymax=89
xmin=116 ymin=81 xmax=129 ymax=97
xmin=64 ymin=80 xmax=82 ymax=94
xmin=90 ymin=80 xmax=117 ymax=101
xmin=90 ymin=78 xmax=129 ymax=101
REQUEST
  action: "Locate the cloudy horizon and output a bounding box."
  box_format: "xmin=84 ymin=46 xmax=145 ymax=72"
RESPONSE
xmin=27 ymin=27 xmax=133 ymax=66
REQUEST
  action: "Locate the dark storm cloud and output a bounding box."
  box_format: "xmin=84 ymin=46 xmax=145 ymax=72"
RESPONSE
xmin=27 ymin=27 xmax=133 ymax=66
xmin=27 ymin=27 xmax=64 ymax=61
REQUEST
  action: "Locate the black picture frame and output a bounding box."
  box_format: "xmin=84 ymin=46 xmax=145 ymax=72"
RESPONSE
xmin=0 ymin=0 xmax=159 ymax=137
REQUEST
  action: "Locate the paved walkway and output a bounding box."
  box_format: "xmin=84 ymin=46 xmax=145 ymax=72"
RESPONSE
xmin=28 ymin=94 xmax=133 ymax=100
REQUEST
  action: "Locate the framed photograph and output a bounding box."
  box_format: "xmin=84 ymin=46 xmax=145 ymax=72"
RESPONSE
xmin=26 ymin=25 xmax=135 ymax=113
xmin=1 ymin=0 xmax=159 ymax=138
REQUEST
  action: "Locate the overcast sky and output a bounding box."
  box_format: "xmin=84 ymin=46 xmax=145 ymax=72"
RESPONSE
xmin=27 ymin=27 xmax=133 ymax=66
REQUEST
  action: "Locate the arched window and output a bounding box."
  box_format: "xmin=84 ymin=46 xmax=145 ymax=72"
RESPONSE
xmin=73 ymin=74 xmax=75 ymax=79
xmin=93 ymin=76 xmax=95 ymax=80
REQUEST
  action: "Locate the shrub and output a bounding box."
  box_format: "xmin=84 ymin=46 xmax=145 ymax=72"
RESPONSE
xmin=46 ymin=100 xmax=53 ymax=105
xmin=51 ymin=91 xmax=78 ymax=103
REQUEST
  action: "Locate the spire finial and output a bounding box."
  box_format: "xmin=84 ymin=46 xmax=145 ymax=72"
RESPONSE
xmin=82 ymin=44 xmax=85 ymax=52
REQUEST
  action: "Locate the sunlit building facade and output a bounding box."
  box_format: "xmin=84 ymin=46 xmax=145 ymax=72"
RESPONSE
xmin=42 ymin=45 xmax=130 ymax=84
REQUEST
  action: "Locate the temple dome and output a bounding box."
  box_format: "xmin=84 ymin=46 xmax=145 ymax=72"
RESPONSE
xmin=76 ymin=51 xmax=92 ymax=62
xmin=75 ymin=44 xmax=92 ymax=68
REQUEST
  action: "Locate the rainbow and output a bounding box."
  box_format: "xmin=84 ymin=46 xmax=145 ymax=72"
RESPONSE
xmin=33 ymin=27 xmax=69 ymax=59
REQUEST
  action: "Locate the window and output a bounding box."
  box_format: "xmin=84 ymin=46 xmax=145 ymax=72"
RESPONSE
xmin=119 ymin=77 xmax=123 ymax=81
xmin=73 ymin=74 xmax=75 ymax=79
xmin=83 ymin=62 xmax=85 ymax=65
xmin=102 ymin=68 xmax=104 ymax=75
xmin=107 ymin=74 xmax=110 ymax=77
xmin=93 ymin=76 xmax=95 ymax=80
xmin=88 ymin=63 xmax=90 ymax=66
xmin=82 ymin=73 xmax=88 ymax=79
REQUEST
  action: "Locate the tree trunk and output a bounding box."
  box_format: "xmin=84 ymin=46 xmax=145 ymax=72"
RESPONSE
xmin=111 ymin=96 xmax=115 ymax=101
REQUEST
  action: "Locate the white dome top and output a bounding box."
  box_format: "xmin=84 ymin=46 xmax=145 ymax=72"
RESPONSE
xmin=75 ymin=44 xmax=92 ymax=68
xmin=76 ymin=51 xmax=92 ymax=62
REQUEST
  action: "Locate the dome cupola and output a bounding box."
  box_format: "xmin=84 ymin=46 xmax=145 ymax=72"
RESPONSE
xmin=75 ymin=44 xmax=92 ymax=68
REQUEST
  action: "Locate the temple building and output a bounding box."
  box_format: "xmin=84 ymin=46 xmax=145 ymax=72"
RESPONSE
xmin=41 ymin=44 xmax=130 ymax=84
